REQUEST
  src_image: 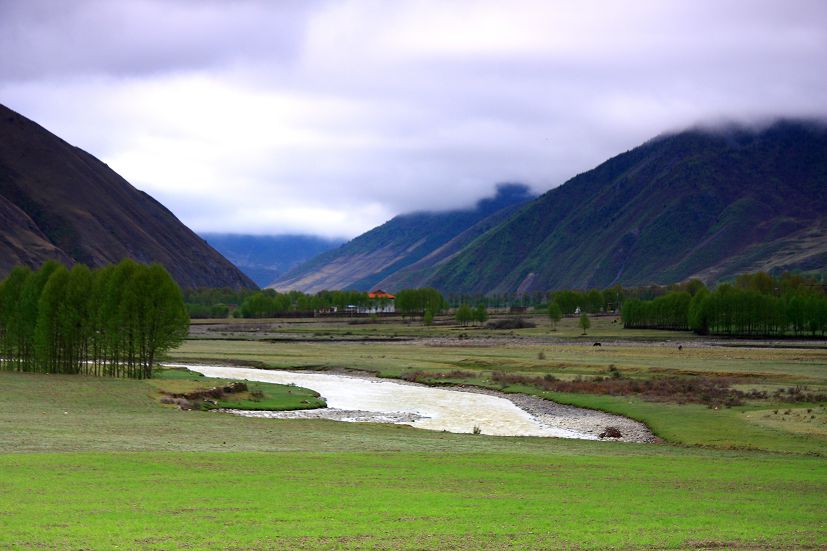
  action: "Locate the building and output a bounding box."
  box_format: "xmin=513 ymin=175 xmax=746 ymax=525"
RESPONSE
xmin=360 ymin=290 xmax=396 ymax=314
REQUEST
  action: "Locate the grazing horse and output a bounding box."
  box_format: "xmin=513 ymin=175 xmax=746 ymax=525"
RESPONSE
xmin=678 ymin=345 xmax=683 ymax=351
xmin=593 ymin=342 xmax=602 ymax=347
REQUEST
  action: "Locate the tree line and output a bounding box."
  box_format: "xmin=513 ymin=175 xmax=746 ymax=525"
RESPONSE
xmin=203 ymin=287 xmax=448 ymax=319
xmin=454 ymin=304 xmax=488 ymax=326
xmin=0 ymin=260 xmax=189 ymax=378
xmin=237 ymin=289 xmax=376 ymax=318
xmin=395 ymin=288 xmax=446 ymax=317
xmin=622 ymin=272 xmax=827 ymax=337
xmin=183 ymin=287 xmax=256 ymax=319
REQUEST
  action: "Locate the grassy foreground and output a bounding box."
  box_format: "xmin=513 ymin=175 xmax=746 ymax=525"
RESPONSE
xmin=1 ymin=450 xmax=824 ymax=549
xmin=2 ymin=315 xmax=826 ymax=549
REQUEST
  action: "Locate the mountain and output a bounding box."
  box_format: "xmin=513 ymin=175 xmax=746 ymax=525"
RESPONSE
xmin=269 ymin=184 xmax=536 ymax=292
xmin=0 ymin=104 xmax=256 ymax=289
xmin=423 ymin=120 xmax=827 ymax=293
xmin=200 ymin=233 xmax=345 ymax=287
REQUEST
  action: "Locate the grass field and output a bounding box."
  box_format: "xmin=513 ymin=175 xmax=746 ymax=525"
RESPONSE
xmin=2 ymin=314 xmax=826 ymax=549
xmin=2 ymin=450 xmax=824 ymax=549
xmin=173 ymin=316 xmax=827 ymax=456
xmin=148 ymin=366 xmax=327 ymax=411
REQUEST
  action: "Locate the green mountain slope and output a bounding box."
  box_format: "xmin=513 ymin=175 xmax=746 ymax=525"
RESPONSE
xmin=426 ymin=120 xmax=827 ymax=293
xmin=268 ymin=184 xmax=535 ymax=292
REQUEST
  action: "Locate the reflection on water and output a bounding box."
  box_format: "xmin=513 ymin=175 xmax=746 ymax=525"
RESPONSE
xmin=166 ymin=364 xmax=595 ymax=439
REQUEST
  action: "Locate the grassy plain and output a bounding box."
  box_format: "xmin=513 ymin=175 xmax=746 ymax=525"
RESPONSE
xmin=2 ymin=449 xmax=824 ymax=550
xmin=148 ymin=366 xmax=327 ymax=411
xmin=1 ymin=314 xmax=826 ymax=549
xmin=177 ymin=315 xmax=827 ymax=455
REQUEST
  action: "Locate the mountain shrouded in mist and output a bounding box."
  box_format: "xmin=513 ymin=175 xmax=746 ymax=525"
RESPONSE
xmin=277 ymin=120 xmax=827 ymax=294
xmin=269 ymin=184 xmax=536 ymax=293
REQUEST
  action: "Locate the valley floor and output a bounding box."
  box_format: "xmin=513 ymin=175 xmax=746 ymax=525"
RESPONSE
xmin=1 ymin=314 xmax=826 ymax=549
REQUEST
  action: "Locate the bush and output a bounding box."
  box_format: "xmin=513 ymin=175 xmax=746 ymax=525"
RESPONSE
xmin=486 ymin=318 xmax=536 ymax=330
xmin=599 ymin=427 xmax=622 ymax=438
xmin=401 ymin=370 xmax=476 ymax=383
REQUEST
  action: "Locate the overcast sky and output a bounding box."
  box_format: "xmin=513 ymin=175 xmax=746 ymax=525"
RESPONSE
xmin=2 ymin=0 xmax=826 ymax=238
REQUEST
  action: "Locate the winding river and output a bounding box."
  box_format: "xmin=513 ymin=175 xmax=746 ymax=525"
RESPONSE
xmin=166 ymin=363 xmax=598 ymax=439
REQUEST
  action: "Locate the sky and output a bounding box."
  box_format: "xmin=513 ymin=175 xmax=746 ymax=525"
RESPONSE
xmin=1 ymin=0 xmax=826 ymax=239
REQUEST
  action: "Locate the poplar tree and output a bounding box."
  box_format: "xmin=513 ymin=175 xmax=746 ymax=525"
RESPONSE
xmin=579 ymin=313 xmax=591 ymax=335
xmin=455 ymin=304 xmax=473 ymax=326
xmin=63 ymin=264 xmax=94 ymax=374
xmin=18 ymin=261 xmax=61 ymax=370
xmin=34 ymin=265 xmax=70 ymax=373
xmin=0 ymin=266 xmax=31 ymax=371
xmin=548 ymin=302 xmax=562 ymax=331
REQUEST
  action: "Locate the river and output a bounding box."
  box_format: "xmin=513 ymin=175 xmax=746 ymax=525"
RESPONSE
xmin=165 ymin=363 xmax=598 ymax=439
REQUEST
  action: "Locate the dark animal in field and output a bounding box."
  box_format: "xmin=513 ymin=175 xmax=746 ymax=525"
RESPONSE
xmin=678 ymin=345 xmax=683 ymax=351
xmin=593 ymin=342 xmax=601 ymax=347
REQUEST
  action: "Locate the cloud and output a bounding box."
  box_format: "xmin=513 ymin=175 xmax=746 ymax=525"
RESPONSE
xmin=2 ymin=0 xmax=826 ymax=237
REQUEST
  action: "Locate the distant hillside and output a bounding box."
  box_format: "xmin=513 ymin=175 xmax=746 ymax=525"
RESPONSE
xmin=269 ymin=184 xmax=536 ymax=292
xmin=0 ymin=104 xmax=256 ymax=289
xmin=424 ymin=120 xmax=827 ymax=293
xmin=201 ymin=233 xmax=345 ymax=287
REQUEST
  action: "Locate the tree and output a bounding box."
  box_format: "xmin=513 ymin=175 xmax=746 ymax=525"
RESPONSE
xmin=34 ymin=265 xmax=70 ymax=373
xmin=18 ymin=261 xmax=62 ymax=371
xmin=550 ymin=290 xmax=582 ymax=315
xmin=397 ymin=288 xmax=445 ymax=317
xmin=63 ymin=264 xmax=94 ymax=374
xmin=423 ymin=309 xmax=434 ymax=326
xmin=0 ymin=266 xmax=32 ymax=371
xmin=455 ymin=304 xmax=473 ymax=326
xmin=473 ymin=305 xmax=488 ymax=325
xmin=586 ymin=289 xmax=603 ymax=313
xmin=579 ymin=313 xmax=591 ymax=335
xmin=132 ymin=264 xmax=189 ymax=378
xmin=548 ymin=302 xmax=562 ymax=331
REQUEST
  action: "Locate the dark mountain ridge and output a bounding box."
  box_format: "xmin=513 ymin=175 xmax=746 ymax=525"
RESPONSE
xmin=0 ymin=104 xmax=256 ymax=289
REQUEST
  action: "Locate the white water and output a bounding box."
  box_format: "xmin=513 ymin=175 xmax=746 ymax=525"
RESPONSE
xmin=165 ymin=363 xmax=595 ymax=439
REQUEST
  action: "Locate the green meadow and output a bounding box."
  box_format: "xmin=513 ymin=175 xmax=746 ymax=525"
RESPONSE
xmin=1 ymin=315 xmax=826 ymax=549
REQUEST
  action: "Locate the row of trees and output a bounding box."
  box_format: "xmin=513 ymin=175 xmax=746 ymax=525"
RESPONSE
xmin=183 ymin=287 xmax=256 ymax=319
xmin=237 ymin=289 xmax=377 ymax=318
xmin=396 ymin=288 xmax=446 ymax=317
xmin=621 ymin=292 xmax=692 ymax=331
xmin=231 ymin=287 xmax=449 ymax=319
xmin=446 ymin=291 xmax=548 ymax=309
xmin=622 ymin=273 xmax=827 ymax=337
xmin=0 ymin=260 xmax=189 ymax=378
xmin=455 ymin=304 xmax=488 ymax=326
xmin=690 ymin=287 xmax=827 ymax=337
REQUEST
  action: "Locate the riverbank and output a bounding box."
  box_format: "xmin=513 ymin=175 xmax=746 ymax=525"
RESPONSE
xmin=172 ymin=363 xmax=655 ymax=442
xmin=298 ymin=366 xmax=655 ymax=442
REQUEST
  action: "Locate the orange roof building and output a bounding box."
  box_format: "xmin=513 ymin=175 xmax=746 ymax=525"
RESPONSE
xmin=368 ymin=289 xmax=396 ymax=300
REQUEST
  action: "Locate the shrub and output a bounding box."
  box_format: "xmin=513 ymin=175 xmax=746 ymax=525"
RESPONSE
xmin=599 ymin=427 xmax=622 ymax=438
xmin=486 ymin=318 xmax=536 ymax=330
